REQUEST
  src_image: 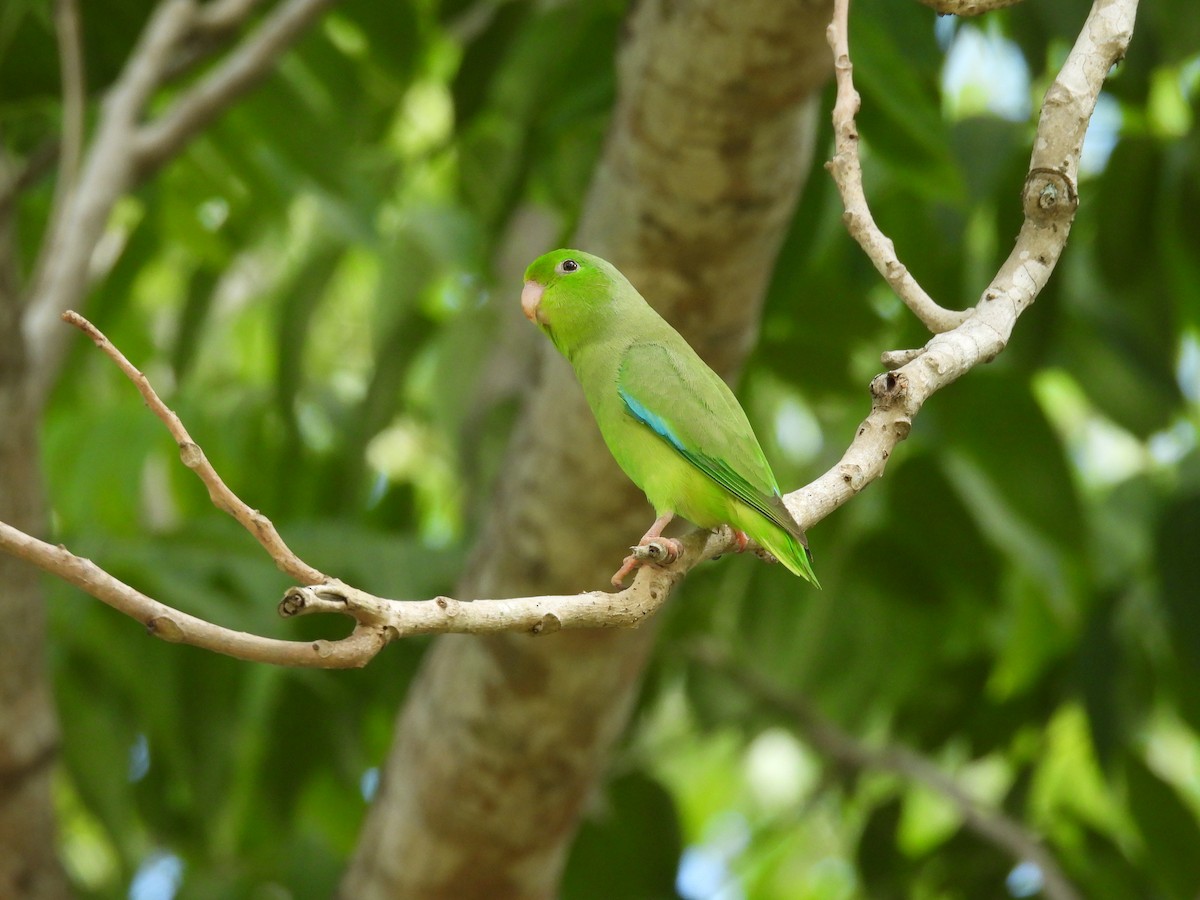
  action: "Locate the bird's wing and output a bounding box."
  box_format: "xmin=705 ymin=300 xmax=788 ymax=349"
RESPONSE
xmin=616 ymin=340 xmax=804 ymax=539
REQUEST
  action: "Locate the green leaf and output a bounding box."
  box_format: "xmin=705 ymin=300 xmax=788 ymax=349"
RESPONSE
xmin=1157 ymin=494 xmax=1200 ymax=673
xmin=857 ymin=797 xmax=911 ymax=896
xmin=853 ymin=0 xmax=966 ymax=205
xmin=934 ymin=370 xmax=1085 ymax=560
xmin=1125 ymin=756 xmax=1200 ymax=899
xmin=1096 ymin=139 xmax=1161 ymax=291
xmin=1077 ymin=592 xmax=1125 ymax=772
xmin=1067 ymin=825 xmax=1157 ymax=900
xmin=450 ymin=1 xmax=530 ymax=126
xmin=561 ymin=773 xmax=683 ymax=900
xmin=1057 ymin=279 xmax=1183 ymax=438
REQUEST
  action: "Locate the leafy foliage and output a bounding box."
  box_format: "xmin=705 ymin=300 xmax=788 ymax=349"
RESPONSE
xmin=2 ymin=0 xmax=1198 ymax=897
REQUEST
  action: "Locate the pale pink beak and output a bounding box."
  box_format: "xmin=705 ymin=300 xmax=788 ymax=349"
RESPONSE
xmin=521 ymin=280 xmax=544 ymax=323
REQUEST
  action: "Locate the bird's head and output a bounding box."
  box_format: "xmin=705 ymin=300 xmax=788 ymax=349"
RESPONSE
xmin=521 ymin=249 xmax=624 ymax=352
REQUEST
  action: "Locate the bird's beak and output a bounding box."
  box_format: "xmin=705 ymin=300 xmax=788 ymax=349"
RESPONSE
xmin=521 ymin=280 xmax=544 ymax=324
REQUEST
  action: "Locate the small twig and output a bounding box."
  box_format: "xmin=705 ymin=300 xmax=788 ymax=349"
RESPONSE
xmin=279 ymin=571 xmax=676 ymax=636
xmin=0 ymin=508 xmax=688 ymax=667
xmin=690 ymin=642 xmax=1081 ymax=900
xmin=880 ymin=347 xmax=923 ymax=369
xmin=62 ymin=310 xmax=327 ymax=585
xmin=825 ymin=0 xmax=970 ymax=334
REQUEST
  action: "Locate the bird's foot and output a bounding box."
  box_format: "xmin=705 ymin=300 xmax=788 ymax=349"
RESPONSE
xmin=610 ymin=537 xmax=684 ymax=587
xmin=710 ymin=527 xmax=750 ymax=561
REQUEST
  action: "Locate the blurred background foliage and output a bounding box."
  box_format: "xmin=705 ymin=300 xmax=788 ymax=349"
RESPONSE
xmin=2 ymin=0 xmax=1199 ymax=896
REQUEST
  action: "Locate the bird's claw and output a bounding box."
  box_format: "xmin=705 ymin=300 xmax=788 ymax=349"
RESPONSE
xmin=610 ymin=538 xmax=684 ymax=587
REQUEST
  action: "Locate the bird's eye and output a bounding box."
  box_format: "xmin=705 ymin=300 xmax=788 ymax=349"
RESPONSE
xmin=557 ymin=258 xmax=580 ymax=274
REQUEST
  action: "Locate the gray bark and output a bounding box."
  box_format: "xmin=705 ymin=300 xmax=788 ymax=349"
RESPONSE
xmin=341 ymin=2 xmax=834 ymax=897
xmin=0 ymin=184 xmax=70 ymax=897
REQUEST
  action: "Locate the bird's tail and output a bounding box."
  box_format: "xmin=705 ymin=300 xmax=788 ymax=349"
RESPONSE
xmin=758 ymin=523 xmax=821 ymax=589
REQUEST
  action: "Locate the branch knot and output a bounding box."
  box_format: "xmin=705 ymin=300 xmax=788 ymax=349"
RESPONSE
xmin=1022 ymin=167 xmax=1078 ymax=223
xmin=870 ymin=371 xmax=909 ymax=405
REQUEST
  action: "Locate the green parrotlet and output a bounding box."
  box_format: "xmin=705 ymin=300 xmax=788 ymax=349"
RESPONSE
xmin=521 ymin=249 xmax=819 ymax=589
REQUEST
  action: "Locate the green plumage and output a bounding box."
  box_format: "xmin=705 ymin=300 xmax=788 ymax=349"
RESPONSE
xmin=522 ymin=249 xmax=819 ymax=588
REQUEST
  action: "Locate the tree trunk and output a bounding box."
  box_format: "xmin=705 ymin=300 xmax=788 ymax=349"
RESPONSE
xmin=340 ymin=2 xmax=834 ymax=897
xmin=0 ymin=195 xmax=70 ymax=897
xmin=343 ymin=0 xmax=835 ymax=897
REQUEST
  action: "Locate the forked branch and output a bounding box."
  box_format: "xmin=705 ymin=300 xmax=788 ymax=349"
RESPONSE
xmin=803 ymin=0 xmax=1137 ymax=525
xmin=61 ymin=312 xmax=325 ymax=585
xmin=825 ymin=0 xmax=971 ymax=334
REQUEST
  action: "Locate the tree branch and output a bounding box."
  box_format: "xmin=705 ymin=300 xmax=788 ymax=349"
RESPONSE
xmin=0 ymin=513 xmax=700 ymax=665
xmin=196 ymin=0 xmax=272 ymax=31
xmin=0 ymin=312 xmax=720 ymax=667
xmin=799 ymin=0 xmax=1139 ymax=526
xmin=690 ymin=642 xmax=1081 ymax=900
xmin=0 ymin=0 xmax=1139 ymax=672
xmin=0 ymin=520 xmax=388 ymax=668
xmin=825 ymin=0 xmax=971 ymax=334
xmin=60 ymin=311 xmax=326 ymax=585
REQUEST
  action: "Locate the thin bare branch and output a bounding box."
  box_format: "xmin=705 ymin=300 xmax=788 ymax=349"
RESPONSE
xmin=691 ymin=642 xmax=1081 ymax=900
xmin=2 ymin=312 xmax=712 ymax=666
xmin=61 ymin=311 xmax=327 ymax=585
xmin=133 ymin=0 xmax=337 ymax=172
xmin=880 ymin=346 xmax=924 ymax=369
xmin=0 ymin=509 xmax=702 ymax=665
xmin=280 ymin=562 xmax=682 ymax=636
xmin=825 ymin=0 xmax=971 ymax=334
xmin=0 ymin=505 xmax=696 ymax=666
